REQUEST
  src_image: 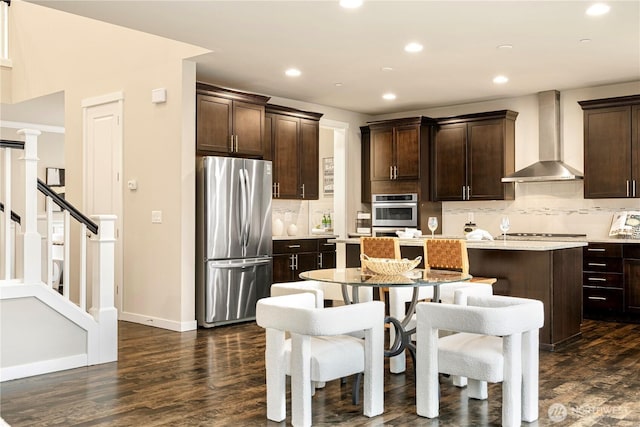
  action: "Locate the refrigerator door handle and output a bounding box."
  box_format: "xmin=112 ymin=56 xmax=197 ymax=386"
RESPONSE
xmin=238 ymin=168 xmax=249 ymax=253
xmin=241 ymin=168 xmax=252 ymax=248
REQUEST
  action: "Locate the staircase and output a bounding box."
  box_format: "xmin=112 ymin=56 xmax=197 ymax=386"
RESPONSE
xmin=1 ymin=129 xmax=118 ymax=382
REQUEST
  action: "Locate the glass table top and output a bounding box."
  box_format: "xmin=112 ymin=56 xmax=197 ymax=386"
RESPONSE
xmin=299 ymin=267 xmax=471 ymax=288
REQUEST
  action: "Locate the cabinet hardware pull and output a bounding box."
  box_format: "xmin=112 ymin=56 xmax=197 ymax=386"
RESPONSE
xmin=318 ymin=253 xmax=323 ymax=268
xmin=467 ymin=186 xmax=471 ymax=200
xmin=289 ymin=254 xmax=295 ymax=270
xmin=587 ymin=277 xmax=607 ymax=281
xmin=295 ymin=254 xmax=299 ymax=270
xmin=588 ymin=296 xmax=607 ymax=301
xmin=634 ymin=180 xmax=637 ymax=197
xmin=587 ymin=248 xmax=606 ymax=252
xmin=390 ymin=166 xmax=393 ymax=180
xmin=394 ymin=165 xmax=398 ymax=180
xmin=301 ymin=184 xmax=305 ymax=198
xmin=588 ymin=262 xmax=607 ymax=267
xmin=627 ymin=180 xmax=630 ymax=197
xmin=230 ymin=135 xmax=234 ymax=152
xmin=323 ymin=243 xmax=334 ymax=246
xmin=234 ymin=135 xmax=239 ymax=152
xmin=288 ymin=244 xmax=301 ymax=248
xmin=462 ymin=186 xmax=466 ymax=200
xmin=272 ymin=183 xmax=277 ymax=198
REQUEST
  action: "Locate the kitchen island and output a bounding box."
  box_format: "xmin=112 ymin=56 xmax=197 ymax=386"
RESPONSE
xmin=337 ymin=237 xmax=587 ymax=350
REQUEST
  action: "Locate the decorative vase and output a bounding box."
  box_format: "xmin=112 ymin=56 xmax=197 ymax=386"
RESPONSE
xmin=287 ymin=223 xmax=298 ymax=236
xmin=273 ymin=218 xmax=284 ymax=236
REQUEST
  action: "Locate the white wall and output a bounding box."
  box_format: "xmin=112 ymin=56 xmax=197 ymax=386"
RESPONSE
xmin=8 ymin=1 xmax=209 ymax=330
xmin=371 ymin=81 xmax=640 ymax=238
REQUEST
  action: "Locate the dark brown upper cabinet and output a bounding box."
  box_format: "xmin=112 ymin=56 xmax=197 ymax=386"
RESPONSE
xmin=265 ymin=104 xmax=323 ymax=200
xmin=579 ymin=95 xmax=640 ymax=199
xmin=360 ymin=117 xmax=436 ymax=201
xmin=196 ymin=82 xmax=270 ymax=158
xmin=433 ymin=110 xmax=517 ymax=201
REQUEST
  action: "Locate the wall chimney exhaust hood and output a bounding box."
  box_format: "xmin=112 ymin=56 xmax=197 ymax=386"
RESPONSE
xmin=502 ymin=90 xmax=583 ymax=183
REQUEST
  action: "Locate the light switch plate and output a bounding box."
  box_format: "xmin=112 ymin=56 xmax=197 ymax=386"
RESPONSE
xmin=151 ymin=210 xmax=162 ymax=223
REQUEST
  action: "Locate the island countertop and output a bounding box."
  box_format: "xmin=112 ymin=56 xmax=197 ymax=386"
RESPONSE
xmin=334 ymin=237 xmax=587 ymax=251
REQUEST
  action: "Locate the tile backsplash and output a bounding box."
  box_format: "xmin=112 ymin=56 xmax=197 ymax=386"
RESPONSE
xmin=272 ymin=199 xmax=334 ymax=237
xmin=442 ymin=181 xmax=640 ymax=238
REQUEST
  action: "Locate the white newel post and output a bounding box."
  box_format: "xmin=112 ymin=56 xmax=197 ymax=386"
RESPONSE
xmin=88 ymin=214 xmax=118 ymax=364
xmin=18 ymin=129 xmax=41 ymax=285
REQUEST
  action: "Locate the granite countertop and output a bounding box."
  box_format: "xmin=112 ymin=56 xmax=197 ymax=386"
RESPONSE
xmin=334 ymin=237 xmax=587 ymax=251
xmin=273 ymin=234 xmax=338 ymax=240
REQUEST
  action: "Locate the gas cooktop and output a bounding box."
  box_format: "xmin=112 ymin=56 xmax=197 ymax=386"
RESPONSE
xmin=500 ymin=232 xmax=587 ymax=241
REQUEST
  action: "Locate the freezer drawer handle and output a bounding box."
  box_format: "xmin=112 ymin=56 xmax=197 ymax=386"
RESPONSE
xmin=587 ymin=277 xmax=607 ymax=282
xmin=587 ymin=248 xmax=606 ymax=252
xmin=288 ymin=244 xmax=301 ymax=249
xmin=588 ymin=296 xmax=607 ymax=301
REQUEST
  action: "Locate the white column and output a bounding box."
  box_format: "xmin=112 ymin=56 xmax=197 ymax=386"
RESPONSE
xmin=88 ymin=214 xmax=118 ymax=364
xmin=0 ymin=0 xmax=9 ymax=62
xmin=17 ymin=129 xmax=41 ymax=285
xmin=3 ymin=146 xmax=12 ymax=280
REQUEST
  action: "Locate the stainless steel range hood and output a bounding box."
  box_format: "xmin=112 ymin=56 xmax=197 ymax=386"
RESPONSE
xmin=502 ymin=90 xmax=583 ymax=183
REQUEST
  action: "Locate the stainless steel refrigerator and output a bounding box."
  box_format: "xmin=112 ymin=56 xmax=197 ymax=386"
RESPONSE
xmin=196 ymin=156 xmax=272 ymax=327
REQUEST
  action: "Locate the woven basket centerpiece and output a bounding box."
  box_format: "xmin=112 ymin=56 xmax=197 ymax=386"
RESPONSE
xmin=360 ymin=254 xmax=421 ymax=275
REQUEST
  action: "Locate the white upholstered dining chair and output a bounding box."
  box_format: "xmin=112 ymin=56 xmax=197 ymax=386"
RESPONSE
xmin=256 ymin=293 xmax=385 ymax=427
xmin=415 ymin=294 xmax=544 ymax=427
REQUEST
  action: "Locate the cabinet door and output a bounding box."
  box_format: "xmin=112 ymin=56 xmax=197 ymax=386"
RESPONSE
xmin=273 ymin=253 xmax=294 ymax=283
xmin=632 ymin=105 xmax=640 ymax=193
xmin=370 ymin=128 xmax=394 ymax=181
xmin=624 ymin=258 xmax=640 ymax=313
xmin=319 ymin=251 xmax=336 ymax=269
xmin=584 ymin=106 xmax=632 ymax=198
xmin=196 ymin=94 xmax=232 ymax=153
xmin=394 ymin=124 xmax=420 ymax=180
xmin=273 ymin=115 xmax=300 ymax=198
xmin=299 ymin=119 xmax=319 ymax=199
xmin=433 ymin=123 xmax=466 ymax=201
xmin=233 ymin=101 xmax=265 ymax=157
xmin=467 ymin=119 xmax=506 ymax=200
xmin=296 ymin=252 xmax=320 ymax=277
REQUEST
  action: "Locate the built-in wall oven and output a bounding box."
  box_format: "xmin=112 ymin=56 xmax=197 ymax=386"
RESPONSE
xmin=371 ymin=193 xmax=418 ymax=235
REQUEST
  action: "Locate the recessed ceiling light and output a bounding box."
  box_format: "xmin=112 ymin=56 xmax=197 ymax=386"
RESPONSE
xmin=335 ymin=82 xmax=343 ymax=87
xmin=497 ymin=44 xmax=513 ymax=50
xmin=586 ymin=3 xmax=610 ymax=16
xmin=382 ymin=93 xmax=397 ymax=100
xmin=381 ymin=67 xmax=394 ymax=72
xmin=340 ymin=0 xmax=363 ymax=9
xmin=404 ymin=42 xmax=423 ymax=53
xmin=579 ymin=38 xmax=592 ymax=43
xmin=285 ymin=68 xmax=301 ymax=77
xmin=493 ymin=75 xmax=509 ymax=84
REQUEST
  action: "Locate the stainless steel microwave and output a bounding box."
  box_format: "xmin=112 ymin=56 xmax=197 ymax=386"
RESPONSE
xmin=371 ymin=193 xmax=418 ymax=228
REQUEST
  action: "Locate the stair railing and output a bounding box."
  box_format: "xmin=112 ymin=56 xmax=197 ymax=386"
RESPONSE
xmin=1 ymin=130 xmax=114 ymax=316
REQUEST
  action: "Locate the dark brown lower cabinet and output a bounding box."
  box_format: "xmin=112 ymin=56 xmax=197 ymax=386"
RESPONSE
xmin=272 ymin=238 xmax=336 ymax=283
xmin=583 ymin=242 xmax=640 ymax=320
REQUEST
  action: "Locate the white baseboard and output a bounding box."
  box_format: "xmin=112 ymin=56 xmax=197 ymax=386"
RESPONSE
xmin=119 ymin=311 xmax=197 ymax=332
xmin=1 ymin=354 xmax=87 ymax=382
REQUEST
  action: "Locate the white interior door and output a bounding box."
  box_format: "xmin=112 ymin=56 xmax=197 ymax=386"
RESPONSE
xmin=82 ymin=92 xmax=123 ymax=313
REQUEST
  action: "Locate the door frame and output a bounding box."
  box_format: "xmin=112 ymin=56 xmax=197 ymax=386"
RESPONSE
xmin=81 ymin=91 xmax=124 ymax=314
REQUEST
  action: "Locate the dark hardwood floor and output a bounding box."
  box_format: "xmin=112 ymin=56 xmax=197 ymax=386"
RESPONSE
xmin=2 ymin=319 xmax=640 ymax=426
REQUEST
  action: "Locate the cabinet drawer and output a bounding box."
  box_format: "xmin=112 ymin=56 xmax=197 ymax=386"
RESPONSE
xmin=583 ymin=286 xmax=623 ymax=312
xmin=583 ymin=244 xmax=623 ymax=258
xmin=318 ymin=239 xmax=336 ymax=252
xmin=583 ymin=258 xmax=623 ymax=273
xmin=273 ymin=239 xmax=318 ymax=254
xmin=582 ymin=272 xmax=623 ymax=288
xmin=623 ymin=244 xmax=640 ymax=259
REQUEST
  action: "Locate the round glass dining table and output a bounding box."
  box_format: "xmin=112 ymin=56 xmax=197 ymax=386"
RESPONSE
xmin=299 ymin=267 xmax=471 ymax=360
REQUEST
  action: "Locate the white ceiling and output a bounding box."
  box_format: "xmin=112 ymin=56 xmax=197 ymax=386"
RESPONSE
xmin=12 ymin=0 xmax=640 ymax=120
